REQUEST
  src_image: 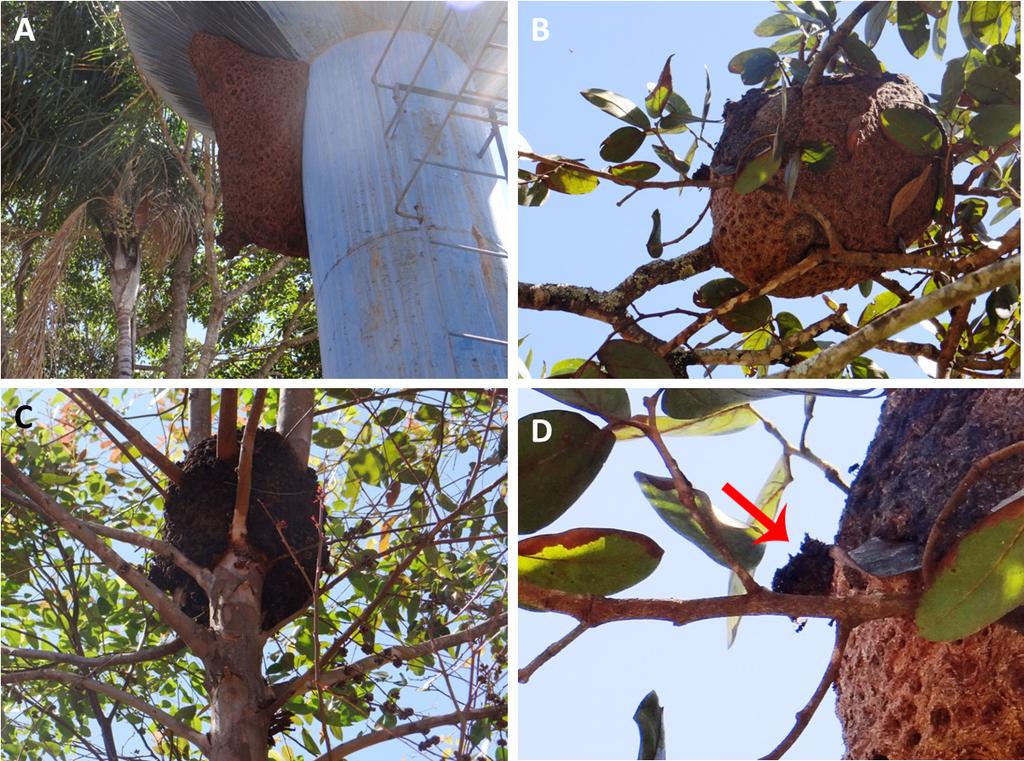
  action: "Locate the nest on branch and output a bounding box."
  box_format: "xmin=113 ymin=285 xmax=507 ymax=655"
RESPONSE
xmin=148 ymin=428 xmax=323 ymax=630
xmin=710 ymin=73 xmax=939 ymax=297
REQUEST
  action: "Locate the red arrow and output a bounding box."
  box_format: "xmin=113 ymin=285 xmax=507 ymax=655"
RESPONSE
xmin=721 ymin=482 xmax=789 ymax=544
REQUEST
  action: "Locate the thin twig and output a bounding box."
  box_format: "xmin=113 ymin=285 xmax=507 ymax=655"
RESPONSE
xmin=759 ymin=624 xmax=850 ymax=759
xmin=921 ymin=440 xmax=1024 ymax=585
xmin=519 ymin=623 xmax=589 ymax=684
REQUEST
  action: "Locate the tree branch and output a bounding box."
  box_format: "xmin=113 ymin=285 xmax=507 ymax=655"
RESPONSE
xmin=519 ymin=623 xmax=589 ymax=684
xmin=65 ymin=389 xmax=183 ymax=485
xmin=2 ymin=669 xmax=210 ymax=754
xmin=217 ymin=388 xmax=238 ymax=461
xmin=1 ymin=458 xmax=212 ymax=652
xmin=760 ymin=624 xmax=850 ymax=759
xmin=803 ymin=2 xmax=875 ymax=91
xmin=774 ymin=254 xmax=1021 ymax=378
xmin=518 ymin=580 xmax=917 ymax=628
xmin=230 ymin=388 xmax=267 ymax=544
xmin=2 ymin=638 xmax=184 ymax=674
xmin=312 ymin=705 xmax=505 ymax=761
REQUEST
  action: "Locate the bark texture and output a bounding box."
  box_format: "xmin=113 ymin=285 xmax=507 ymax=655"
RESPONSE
xmin=833 ymin=389 xmax=1024 ymax=759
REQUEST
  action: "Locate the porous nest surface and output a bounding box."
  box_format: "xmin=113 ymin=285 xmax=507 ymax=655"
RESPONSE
xmin=710 ymin=74 xmax=938 ymax=297
xmin=189 ymin=33 xmax=309 ymax=259
xmin=832 ymin=389 xmax=1024 ymax=759
xmin=149 ymin=428 xmax=322 ymax=630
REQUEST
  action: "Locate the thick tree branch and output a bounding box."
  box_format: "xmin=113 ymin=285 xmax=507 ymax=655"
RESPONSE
xmin=774 ymin=254 xmax=1021 ymax=378
xmin=230 ymin=388 xmax=267 ymax=543
xmin=1 ymin=458 xmax=212 ymax=652
xmin=313 ymin=705 xmax=505 ymax=761
xmin=217 ymin=388 xmax=238 ymax=461
xmin=2 ymin=669 xmax=210 ymax=753
xmin=2 ymin=638 xmax=184 ymax=673
xmin=519 ymin=580 xmax=917 ymax=628
xmin=65 ymin=389 xmax=183 ymax=484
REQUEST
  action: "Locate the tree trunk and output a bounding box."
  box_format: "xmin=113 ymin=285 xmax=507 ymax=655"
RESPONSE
xmin=833 ymin=390 xmax=1024 ymax=759
xmin=164 ymin=246 xmax=194 ymax=377
xmin=189 ymin=389 xmax=212 ymax=448
xmin=104 ymin=232 xmax=142 ymax=379
xmin=277 ymin=388 xmax=314 ymax=466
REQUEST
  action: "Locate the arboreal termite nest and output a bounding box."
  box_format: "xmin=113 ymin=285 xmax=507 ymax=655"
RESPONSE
xmin=149 ymin=428 xmax=323 ymax=630
xmin=832 ymin=390 xmax=1024 ymax=759
xmin=710 ymin=73 xmax=939 ymax=297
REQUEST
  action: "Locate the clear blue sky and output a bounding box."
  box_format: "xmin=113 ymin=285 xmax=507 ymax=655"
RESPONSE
xmin=518 ymin=1 xmax=984 ymax=378
xmin=518 ymin=389 xmax=887 ymax=760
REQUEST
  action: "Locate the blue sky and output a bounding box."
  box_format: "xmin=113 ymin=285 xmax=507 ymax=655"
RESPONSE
xmin=518 ymin=389 xmax=887 ymax=760
xmin=518 ymin=1 xmax=986 ymax=378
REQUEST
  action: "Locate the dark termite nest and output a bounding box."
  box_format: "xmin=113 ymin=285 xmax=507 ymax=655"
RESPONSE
xmin=148 ymin=429 xmax=323 ymax=630
xmin=772 ymin=534 xmax=834 ymax=597
xmin=710 ymin=73 xmax=938 ymax=297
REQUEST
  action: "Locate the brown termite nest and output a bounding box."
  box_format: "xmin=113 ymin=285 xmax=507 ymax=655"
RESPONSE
xmin=832 ymin=390 xmax=1024 ymax=759
xmin=710 ymin=74 xmax=939 ymax=297
xmin=148 ymin=428 xmax=323 ymax=630
xmin=771 ymin=534 xmax=833 ymax=598
xmin=189 ymin=33 xmax=309 ymax=259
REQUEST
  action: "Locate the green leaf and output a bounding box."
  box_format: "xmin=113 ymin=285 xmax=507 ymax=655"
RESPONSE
xmin=916 ymin=497 xmax=1024 ymax=641
xmin=651 ymin=143 xmax=690 ymax=174
xmin=312 ymin=428 xmax=345 ymax=449
xmin=754 ymin=13 xmax=801 ymax=36
xmin=858 ymin=279 xmax=874 ymax=297
xmin=858 ymin=290 xmax=902 ymax=325
xmin=695 ymin=278 xmax=747 ymax=308
xmin=646 ymin=209 xmax=664 ymax=259
xmin=544 ymin=165 xmax=601 ymax=195
xmin=725 ymin=570 xmax=747 ymax=647
xmin=519 ymin=412 xmax=615 ymax=534
xmin=734 ymin=149 xmax=781 ymax=194
xmin=728 ymin=48 xmax=780 ymax=85
xmin=539 ymin=388 xmax=631 ymax=421
xmin=800 ymin=140 xmax=836 ymax=173
xmin=645 ymin=55 xmax=674 ymax=117
xmin=841 ymin=34 xmax=883 ymax=76
xmin=609 ymin=161 xmax=661 ymax=181
xmin=931 ymin=1 xmax=950 ymax=58
xmin=968 ymin=104 xmax=1021 ymax=145
xmin=519 ymin=527 xmax=663 ymax=596
xmin=547 ymin=359 xmax=606 ymax=379
xmin=960 ymin=0 xmax=1013 ymax=49
xmin=897 ymin=1 xmax=930 ymax=58
xmin=519 ymin=176 xmax=549 ymax=207
xmin=848 ymin=356 xmax=889 ymax=378
xmin=938 ymin=56 xmax=966 ymax=115
xmin=634 ymin=691 xmax=667 ymax=760
xmin=613 ymin=406 xmax=759 ymax=441
xmin=864 ymin=1 xmax=892 ymax=46
xmin=581 ymin=89 xmax=651 ymax=129
xmin=879 ymin=108 xmax=944 ymax=155
xmin=661 ymin=388 xmax=874 ymax=419
xmin=635 ymin=471 xmax=766 ymax=569
xmin=966 ymin=65 xmax=1021 ymax=105
xmin=598 ymin=340 xmax=674 ymax=378
xmin=600 ymin=127 xmax=646 ymax=162
xmin=39 ymin=473 xmax=74 ymax=485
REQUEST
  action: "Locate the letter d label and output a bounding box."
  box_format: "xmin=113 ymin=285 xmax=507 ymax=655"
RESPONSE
xmin=532 ymin=419 xmax=552 ymax=443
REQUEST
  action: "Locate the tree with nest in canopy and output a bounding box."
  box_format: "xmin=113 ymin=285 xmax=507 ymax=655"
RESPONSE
xmin=518 ymin=387 xmax=1022 ymax=759
xmin=518 ymin=1 xmax=1020 ymax=380
xmin=2 ymin=2 xmax=320 ymax=379
xmin=2 ymin=388 xmax=507 ymax=761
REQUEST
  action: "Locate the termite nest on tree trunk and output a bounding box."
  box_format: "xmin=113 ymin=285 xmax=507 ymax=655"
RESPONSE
xmin=148 ymin=428 xmax=324 ymax=630
xmin=710 ymin=73 xmax=939 ymax=297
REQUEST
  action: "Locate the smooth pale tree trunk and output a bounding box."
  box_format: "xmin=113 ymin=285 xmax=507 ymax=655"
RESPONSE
xmin=164 ymin=246 xmax=194 ymax=377
xmin=104 ymin=233 xmax=142 ymax=379
xmin=188 ymin=389 xmax=211 ymax=448
xmin=277 ymin=388 xmax=314 ymax=466
xmin=303 ymin=31 xmax=507 ymax=378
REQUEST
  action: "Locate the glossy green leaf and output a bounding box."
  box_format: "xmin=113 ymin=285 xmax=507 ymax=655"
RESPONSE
xmin=694 ymin=278 xmax=746 ymax=308
xmin=634 ymin=471 xmax=765 ymax=569
xmin=645 ymin=55 xmax=674 ymax=117
xmin=800 ymin=140 xmax=837 ymax=173
xmin=864 ymin=1 xmax=892 ymax=46
xmin=646 ymin=208 xmax=664 ymax=259
xmin=938 ymin=56 xmax=966 ymax=115
xmin=897 ymin=1 xmax=930 ymax=58
xmin=916 ymin=498 xmax=1024 ymax=641
xmin=599 ymin=340 xmax=674 ymax=378
xmin=849 ymin=357 xmax=889 ymax=379
xmin=842 ymin=34 xmax=883 ymax=75
xmin=728 ymin=48 xmax=780 ymax=85
xmin=545 ymin=166 xmax=601 ymax=195
xmin=661 ymin=388 xmax=874 ymax=420
xmin=610 ymin=161 xmax=661 ymax=181
xmin=651 ymin=143 xmax=690 ymax=174
xmin=519 ymin=527 xmax=663 ymax=595
xmin=858 ymin=290 xmax=902 ymax=325
xmin=581 ymin=88 xmax=651 ymax=129
xmin=966 ymin=65 xmax=1020 ymax=105
xmin=519 ymin=412 xmax=615 ymax=535
xmin=634 ymin=691 xmax=666 ymax=760
xmin=879 ymin=108 xmax=944 ymax=155
xmin=931 ymin=0 xmax=950 ymax=57
xmin=613 ymin=406 xmax=759 ymax=441
xmin=720 ymin=296 xmax=773 ymax=333
xmin=539 ymin=388 xmax=631 ymax=421
xmin=547 ymin=359 xmax=606 ymax=379
xmin=754 ymin=13 xmax=801 ymax=36
xmin=600 ymin=126 xmax=646 ymax=162
xmin=734 ymin=149 xmax=781 ymax=194
xmin=313 ymin=427 xmax=345 ymax=448
xmin=960 ymin=0 xmax=1013 ymax=49
xmin=968 ymin=104 xmax=1021 ymax=145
